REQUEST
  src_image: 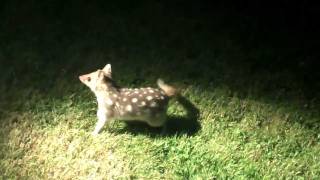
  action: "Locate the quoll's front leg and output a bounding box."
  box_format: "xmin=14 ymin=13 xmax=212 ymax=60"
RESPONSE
xmin=92 ymin=109 xmax=108 ymax=135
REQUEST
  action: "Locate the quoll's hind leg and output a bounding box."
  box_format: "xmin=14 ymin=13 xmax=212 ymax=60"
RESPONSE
xmin=147 ymin=113 xmax=167 ymax=134
xmin=92 ymin=109 xmax=109 ymax=135
xmin=160 ymin=121 xmax=168 ymax=135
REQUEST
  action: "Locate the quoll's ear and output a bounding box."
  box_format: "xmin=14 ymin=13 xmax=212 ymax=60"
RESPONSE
xmin=103 ymin=64 xmax=112 ymax=77
xmin=97 ymin=70 xmax=105 ymax=80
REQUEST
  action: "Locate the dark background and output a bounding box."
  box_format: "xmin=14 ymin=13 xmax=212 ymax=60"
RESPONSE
xmin=0 ymin=0 xmax=319 ymax=105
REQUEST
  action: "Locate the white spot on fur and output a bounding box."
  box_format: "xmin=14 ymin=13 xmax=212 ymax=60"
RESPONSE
xmin=139 ymin=94 xmax=143 ymax=97
xmin=139 ymin=101 xmax=146 ymax=106
xmin=113 ymin=94 xmax=118 ymax=98
xmin=149 ymin=89 xmax=154 ymax=93
xmin=146 ymin=96 xmax=153 ymax=101
xmin=123 ymin=98 xmax=127 ymax=102
xmin=126 ymin=105 xmax=132 ymax=112
xmin=160 ymin=96 xmax=165 ymax=100
xmin=132 ymin=98 xmax=138 ymax=103
xmin=143 ymin=91 xmax=147 ymax=94
xmin=150 ymin=102 xmax=157 ymax=107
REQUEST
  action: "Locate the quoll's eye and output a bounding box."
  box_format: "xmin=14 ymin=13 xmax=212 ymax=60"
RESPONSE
xmin=87 ymin=77 xmax=91 ymax=82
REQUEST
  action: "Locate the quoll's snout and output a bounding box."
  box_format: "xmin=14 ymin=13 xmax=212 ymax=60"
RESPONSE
xmin=79 ymin=75 xmax=86 ymax=82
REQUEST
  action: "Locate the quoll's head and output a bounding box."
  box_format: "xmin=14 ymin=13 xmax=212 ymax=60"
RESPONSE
xmin=79 ymin=64 xmax=113 ymax=92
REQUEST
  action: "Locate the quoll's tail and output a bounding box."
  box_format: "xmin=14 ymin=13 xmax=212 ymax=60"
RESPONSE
xmin=157 ymin=79 xmax=178 ymax=97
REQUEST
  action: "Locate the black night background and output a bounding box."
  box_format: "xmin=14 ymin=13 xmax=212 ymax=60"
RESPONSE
xmin=0 ymin=0 xmax=319 ymax=178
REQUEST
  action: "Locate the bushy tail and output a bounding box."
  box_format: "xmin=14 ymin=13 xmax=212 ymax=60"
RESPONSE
xmin=157 ymin=79 xmax=178 ymax=97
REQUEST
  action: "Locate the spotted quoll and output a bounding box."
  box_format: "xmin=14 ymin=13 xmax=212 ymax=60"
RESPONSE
xmin=79 ymin=64 xmax=177 ymax=135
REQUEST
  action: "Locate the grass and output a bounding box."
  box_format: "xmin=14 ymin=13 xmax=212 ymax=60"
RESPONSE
xmin=1 ymin=1 xmax=320 ymax=179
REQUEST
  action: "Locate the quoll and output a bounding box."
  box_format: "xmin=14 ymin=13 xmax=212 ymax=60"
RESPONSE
xmin=79 ymin=64 xmax=177 ymax=135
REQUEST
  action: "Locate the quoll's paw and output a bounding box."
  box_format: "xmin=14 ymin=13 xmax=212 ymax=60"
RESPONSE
xmin=92 ymin=131 xmax=99 ymax=136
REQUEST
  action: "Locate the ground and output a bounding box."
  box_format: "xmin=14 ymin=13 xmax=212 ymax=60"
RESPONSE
xmin=0 ymin=1 xmax=320 ymax=179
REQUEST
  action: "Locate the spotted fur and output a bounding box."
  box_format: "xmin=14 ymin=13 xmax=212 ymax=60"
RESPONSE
xmin=79 ymin=64 xmax=177 ymax=135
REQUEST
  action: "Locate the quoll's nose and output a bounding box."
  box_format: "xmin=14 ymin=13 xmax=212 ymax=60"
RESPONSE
xmin=79 ymin=75 xmax=85 ymax=82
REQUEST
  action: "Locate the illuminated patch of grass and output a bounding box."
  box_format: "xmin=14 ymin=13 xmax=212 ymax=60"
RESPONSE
xmin=1 ymin=77 xmax=320 ymax=178
xmin=1 ymin=2 xmax=320 ymax=178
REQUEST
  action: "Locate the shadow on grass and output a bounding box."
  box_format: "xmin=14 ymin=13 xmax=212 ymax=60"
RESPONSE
xmin=111 ymin=95 xmax=201 ymax=137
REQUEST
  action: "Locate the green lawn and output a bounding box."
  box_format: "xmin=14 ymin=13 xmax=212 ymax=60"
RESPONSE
xmin=1 ymin=1 xmax=320 ymax=179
